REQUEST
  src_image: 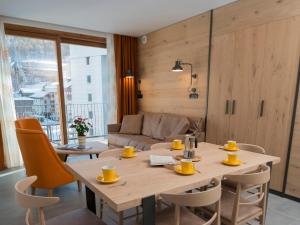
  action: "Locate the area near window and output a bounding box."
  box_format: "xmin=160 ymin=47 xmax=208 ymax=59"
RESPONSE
xmin=4 ymin=24 xmax=114 ymax=145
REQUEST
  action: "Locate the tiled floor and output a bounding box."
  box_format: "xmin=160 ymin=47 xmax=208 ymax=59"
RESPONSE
xmin=1 ymin=159 xmax=299 ymax=225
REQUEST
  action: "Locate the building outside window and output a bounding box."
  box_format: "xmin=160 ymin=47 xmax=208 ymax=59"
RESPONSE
xmin=88 ymin=111 xmax=93 ymax=119
xmin=86 ymin=56 xmax=90 ymax=65
xmin=88 ymin=93 xmax=92 ymax=102
xmin=87 ymin=75 xmax=91 ymax=83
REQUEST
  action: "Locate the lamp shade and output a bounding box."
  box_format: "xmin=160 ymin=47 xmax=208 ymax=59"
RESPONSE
xmin=172 ymin=60 xmax=183 ymax=72
xmin=124 ymin=70 xmax=134 ymax=78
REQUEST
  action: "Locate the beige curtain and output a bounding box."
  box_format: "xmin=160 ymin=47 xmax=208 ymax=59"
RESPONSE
xmin=0 ymin=20 xmax=22 ymax=168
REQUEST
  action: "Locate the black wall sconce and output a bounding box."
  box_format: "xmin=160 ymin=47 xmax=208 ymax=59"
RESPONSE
xmin=171 ymin=60 xmax=199 ymax=99
xmin=123 ymin=70 xmax=134 ymax=78
xmin=123 ymin=70 xmax=143 ymax=98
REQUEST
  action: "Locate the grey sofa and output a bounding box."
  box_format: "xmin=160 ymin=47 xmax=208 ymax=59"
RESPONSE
xmin=108 ymin=112 xmax=205 ymax=150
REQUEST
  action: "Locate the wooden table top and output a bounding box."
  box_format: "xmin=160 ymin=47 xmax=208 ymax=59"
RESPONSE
xmin=55 ymin=141 xmax=109 ymax=155
xmin=66 ymin=142 xmax=280 ymax=212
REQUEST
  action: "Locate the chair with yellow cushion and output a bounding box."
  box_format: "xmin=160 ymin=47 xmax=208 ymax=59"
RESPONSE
xmin=15 ymin=119 xmax=80 ymax=196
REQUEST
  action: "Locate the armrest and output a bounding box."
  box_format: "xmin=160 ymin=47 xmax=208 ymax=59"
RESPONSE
xmin=107 ymin=123 xmax=121 ymax=133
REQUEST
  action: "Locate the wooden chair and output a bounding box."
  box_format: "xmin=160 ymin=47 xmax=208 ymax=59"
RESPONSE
xmin=215 ymin=165 xmax=270 ymax=225
xmin=15 ymin=176 xmax=106 ymax=225
xmin=223 ymin=143 xmax=266 ymax=191
xmin=15 ymin=127 xmax=80 ymax=196
xmin=153 ymin=178 xmax=221 ymax=225
xmin=237 ymin=143 xmax=266 ymax=154
xmin=150 ymin=142 xmax=172 ymax=150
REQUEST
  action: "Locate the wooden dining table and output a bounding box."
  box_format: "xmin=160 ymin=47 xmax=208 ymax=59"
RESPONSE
xmin=66 ymin=142 xmax=280 ymax=225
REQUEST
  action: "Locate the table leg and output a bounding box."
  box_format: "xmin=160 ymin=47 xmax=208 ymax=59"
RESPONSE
xmin=85 ymin=186 xmax=96 ymax=214
xmin=64 ymin=154 xmax=69 ymax=162
xmin=142 ymin=195 xmax=155 ymax=225
xmin=96 ymin=153 xmax=99 ymax=158
xmin=89 ymin=154 xmax=93 ymax=159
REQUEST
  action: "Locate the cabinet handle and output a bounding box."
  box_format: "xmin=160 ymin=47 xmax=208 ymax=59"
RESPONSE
xmin=225 ymin=100 xmax=230 ymax=114
xmin=259 ymin=100 xmax=265 ymax=117
xmin=231 ymin=100 xmax=236 ymax=115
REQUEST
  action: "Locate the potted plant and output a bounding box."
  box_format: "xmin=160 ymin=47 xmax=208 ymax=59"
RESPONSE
xmin=70 ymin=116 xmax=92 ymax=146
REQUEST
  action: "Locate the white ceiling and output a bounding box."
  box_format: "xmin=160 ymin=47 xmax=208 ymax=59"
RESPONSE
xmin=0 ymin=0 xmax=237 ymax=37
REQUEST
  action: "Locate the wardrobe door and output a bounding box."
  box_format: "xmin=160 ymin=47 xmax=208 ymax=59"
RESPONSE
xmin=229 ymin=25 xmax=266 ymax=143
xmin=206 ymin=33 xmax=235 ymax=144
xmin=256 ymin=17 xmax=300 ymax=191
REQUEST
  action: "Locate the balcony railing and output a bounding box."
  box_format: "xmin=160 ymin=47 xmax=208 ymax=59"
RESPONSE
xmin=15 ymin=103 xmax=108 ymax=143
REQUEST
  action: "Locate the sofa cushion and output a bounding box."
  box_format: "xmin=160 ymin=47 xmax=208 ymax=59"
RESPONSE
xmin=108 ymin=133 xmax=160 ymax=150
xmin=153 ymin=114 xmax=190 ymax=140
xmin=142 ymin=112 xmax=162 ymax=137
xmin=119 ymin=114 xmax=143 ymax=134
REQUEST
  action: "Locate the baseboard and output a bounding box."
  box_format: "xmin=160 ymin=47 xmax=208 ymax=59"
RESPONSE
xmin=270 ymin=189 xmax=300 ymax=203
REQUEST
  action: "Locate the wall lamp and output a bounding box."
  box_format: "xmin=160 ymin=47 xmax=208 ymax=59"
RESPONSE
xmin=123 ymin=70 xmax=134 ymax=78
xmin=171 ymin=60 xmax=199 ymax=99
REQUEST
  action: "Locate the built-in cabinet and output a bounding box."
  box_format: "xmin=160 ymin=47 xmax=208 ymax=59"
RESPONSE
xmin=207 ymin=16 xmax=300 ymax=191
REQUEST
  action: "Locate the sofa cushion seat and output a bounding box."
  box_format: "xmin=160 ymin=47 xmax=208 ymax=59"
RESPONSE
xmin=108 ymin=133 xmax=161 ymax=150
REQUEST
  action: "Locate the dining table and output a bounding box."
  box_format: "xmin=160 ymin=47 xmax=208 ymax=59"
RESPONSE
xmin=65 ymin=142 xmax=280 ymax=225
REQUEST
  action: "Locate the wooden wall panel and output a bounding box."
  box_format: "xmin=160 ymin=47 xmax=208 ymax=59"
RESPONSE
xmin=137 ymin=13 xmax=210 ymax=118
xmin=213 ymin=0 xmax=300 ymax=36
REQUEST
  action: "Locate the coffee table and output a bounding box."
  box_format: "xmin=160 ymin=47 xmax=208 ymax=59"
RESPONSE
xmin=55 ymin=141 xmax=109 ymax=162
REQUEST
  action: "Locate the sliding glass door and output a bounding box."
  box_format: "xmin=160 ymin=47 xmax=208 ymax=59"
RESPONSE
xmin=6 ymin=35 xmax=62 ymax=143
xmin=5 ymin=28 xmax=114 ymax=145
xmin=61 ymin=43 xmax=108 ymax=141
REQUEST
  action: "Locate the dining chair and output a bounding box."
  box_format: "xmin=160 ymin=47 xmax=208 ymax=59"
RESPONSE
xmin=212 ymin=165 xmax=270 ymax=225
xmin=150 ymin=142 xmax=172 ymax=150
xmin=15 ymin=176 xmax=106 ymax=225
xmin=15 ymin=117 xmax=44 ymax=131
xmin=15 ymin=127 xmax=80 ymax=196
xmin=237 ymin=143 xmax=266 ymax=154
xmin=151 ymin=178 xmax=221 ymax=225
xmin=223 ymin=143 xmax=266 ymax=191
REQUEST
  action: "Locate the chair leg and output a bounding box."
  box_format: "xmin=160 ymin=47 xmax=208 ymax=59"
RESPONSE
xmin=118 ymin=211 xmax=123 ymax=225
xmin=77 ymin=180 xmax=82 ymax=192
xmin=31 ymin=187 xmax=36 ymax=195
xmin=48 ymin=189 xmax=53 ymax=197
xmin=259 ymin=214 xmax=265 ymax=225
xmin=136 ymin=206 xmax=140 ymax=222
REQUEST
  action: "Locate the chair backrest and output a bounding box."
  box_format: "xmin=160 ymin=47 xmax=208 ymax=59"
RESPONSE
xmin=15 ymin=118 xmax=43 ymax=131
xmin=224 ymin=165 xmax=270 ymax=186
xmin=98 ymin=149 xmax=123 ymax=158
xmin=15 ymin=128 xmax=74 ymax=189
xmin=15 ymin=176 xmax=60 ymax=225
xmin=160 ymin=178 xmax=221 ymax=225
xmin=237 ymin=143 xmax=265 ymax=154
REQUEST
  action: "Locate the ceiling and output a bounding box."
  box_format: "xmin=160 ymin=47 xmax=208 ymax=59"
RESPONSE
xmin=0 ymin=0 xmax=237 ymax=37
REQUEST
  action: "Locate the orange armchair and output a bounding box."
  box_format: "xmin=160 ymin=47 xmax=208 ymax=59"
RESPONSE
xmin=15 ymin=118 xmax=80 ymax=196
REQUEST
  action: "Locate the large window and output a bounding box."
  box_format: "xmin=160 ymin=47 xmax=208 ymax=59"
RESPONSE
xmin=5 ymin=24 xmax=113 ymax=144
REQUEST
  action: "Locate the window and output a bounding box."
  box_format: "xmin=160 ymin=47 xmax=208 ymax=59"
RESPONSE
xmin=88 ymin=93 xmax=92 ymax=102
xmin=88 ymin=111 xmax=93 ymax=119
xmin=86 ymin=57 xmax=90 ymax=65
xmin=87 ymin=75 xmax=91 ymax=83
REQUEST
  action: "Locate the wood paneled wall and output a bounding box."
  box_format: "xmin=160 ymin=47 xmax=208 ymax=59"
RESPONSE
xmin=137 ymin=0 xmax=300 ymax=195
xmin=137 ymin=12 xmax=211 ymax=118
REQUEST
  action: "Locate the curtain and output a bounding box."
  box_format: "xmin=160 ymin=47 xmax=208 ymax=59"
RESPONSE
xmin=114 ymin=34 xmax=138 ymax=122
xmin=0 ymin=21 xmax=22 ymax=168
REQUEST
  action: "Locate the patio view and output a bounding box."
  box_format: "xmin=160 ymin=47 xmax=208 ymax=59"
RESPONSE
xmin=7 ymin=35 xmax=109 ymax=143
